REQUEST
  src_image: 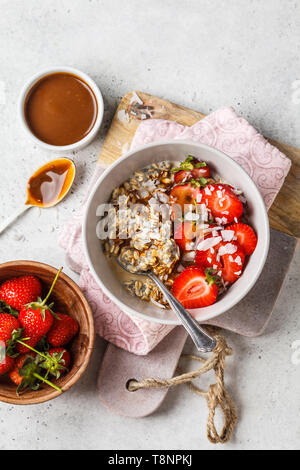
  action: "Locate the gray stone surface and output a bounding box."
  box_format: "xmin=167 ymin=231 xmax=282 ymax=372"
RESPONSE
xmin=0 ymin=0 xmax=299 ymax=450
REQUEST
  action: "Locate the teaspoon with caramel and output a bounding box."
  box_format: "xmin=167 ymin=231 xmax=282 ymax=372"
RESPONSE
xmin=0 ymin=158 xmax=76 ymax=235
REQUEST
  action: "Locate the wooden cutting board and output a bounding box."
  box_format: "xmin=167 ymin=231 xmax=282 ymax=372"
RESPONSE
xmin=99 ymin=91 xmax=300 ymax=238
xmin=96 ymin=91 xmax=299 ymax=418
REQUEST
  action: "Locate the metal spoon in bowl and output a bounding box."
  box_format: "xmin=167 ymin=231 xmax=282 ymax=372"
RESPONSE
xmin=117 ymin=258 xmax=217 ymax=353
xmin=0 ymin=158 xmax=76 ymax=236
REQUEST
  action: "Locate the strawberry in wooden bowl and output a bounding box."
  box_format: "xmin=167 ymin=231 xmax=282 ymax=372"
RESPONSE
xmin=0 ymin=261 xmax=94 ymax=405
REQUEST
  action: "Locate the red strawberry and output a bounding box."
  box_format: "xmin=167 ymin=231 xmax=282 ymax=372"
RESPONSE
xmin=174 ymin=169 xmax=210 ymax=184
xmin=174 ymin=170 xmax=192 ymax=184
xmin=201 ymin=184 xmax=243 ymax=224
xmin=9 ymin=353 xmax=35 ymax=385
xmin=174 ymin=222 xmax=197 ymax=252
xmin=171 ymin=266 xmax=218 ymax=309
xmin=170 ymin=183 xmax=201 ymax=214
xmin=0 ymin=275 xmax=42 ymax=311
xmin=0 ymin=314 xmax=21 ymax=345
xmin=47 ymin=314 xmax=79 ymax=347
xmin=226 ymin=223 xmax=257 ymax=255
xmin=16 ymin=268 xmax=63 ymax=354
xmin=195 ymin=244 xmax=222 ymax=271
xmin=191 ymin=166 xmax=210 ymax=179
xmin=17 ymin=307 xmax=53 ymax=354
xmin=196 ymin=233 xmax=246 ymax=283
xmin=0 ymin=354 xmax=15 ymax=375
xmin=195 ymin=227 xmax=223 ymax=270
xmin=217 ymin=241 xmax=245 ymax=283
xmin=49 ymin=348 xmax=70 ymax=368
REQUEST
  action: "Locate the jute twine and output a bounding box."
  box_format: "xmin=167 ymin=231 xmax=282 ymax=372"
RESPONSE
xmin=128 ymin=330 xmax=237 ymax=444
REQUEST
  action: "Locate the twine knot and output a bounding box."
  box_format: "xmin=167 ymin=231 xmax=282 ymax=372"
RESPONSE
xmin=128 ymin=331 xmax=237 ymax=444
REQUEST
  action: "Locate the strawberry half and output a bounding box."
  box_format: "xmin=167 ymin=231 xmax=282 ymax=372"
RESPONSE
xmin=0 ymin=275 xmax=42 ymax=311
xmin=196 ymin=235 xmax=246 ymax=283
xmin=174 ymin=222 xmax=197 ymax=252
xmin=226 ymin=223 xmax=257 ymax=255
xmin=191 ymin=166 xmax=210 ymax=179
xmin=217 ymin=241 xmax=245 ymax=283
xmin=173 ymin=156 xmax=210 ymax=184
xmin=171 ymin=266 xmax=218 ymax=309
xmin=201 ymin=184 xmax=243 ymax=224
xmin=195 ymin=227 xmax=223 ymax=270
xmin=195 ymin=244 xmax=222 ymax=271
xmin=170 ymin=183 xmax=200 ymax=208
xmin=174 ymin=170 xmax=192 ymax=184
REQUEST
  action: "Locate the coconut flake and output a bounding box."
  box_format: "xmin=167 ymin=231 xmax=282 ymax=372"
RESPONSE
xmin=218 ymin=243 xmax=238 ymax=256
xmin=156 ymin=192 xmax=169 ymax=203
xmin=235 ymin=256 xmax=242 ymax=265
xmin=221 ymin=230 xmax=234 ymax=242
xmin=197 ymin=236 xmax=222 ymax=251
xmin=215 ymin=216 xmax=228 ymax=225
xmin=199 ymin=204 xmax=208 ymax=222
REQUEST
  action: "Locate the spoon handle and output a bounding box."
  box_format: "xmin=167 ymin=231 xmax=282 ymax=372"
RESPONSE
xmin=0 ymin=205 xmax=32 ymax=235
xmin=148 ymin=273 xmax=217 ymax=353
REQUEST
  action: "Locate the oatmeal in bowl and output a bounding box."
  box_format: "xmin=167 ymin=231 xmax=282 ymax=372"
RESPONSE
xmin=83 ymin=141 xmax=269 ymax=325
xmin=101 ymin=155 xmax=259 ymax=311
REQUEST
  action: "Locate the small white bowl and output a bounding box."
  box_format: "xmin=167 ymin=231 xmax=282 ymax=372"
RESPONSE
xmin=83 ymin=141 xmax=270 ymax=325
xmin=19 ymin=66 xmax=104 ymax=152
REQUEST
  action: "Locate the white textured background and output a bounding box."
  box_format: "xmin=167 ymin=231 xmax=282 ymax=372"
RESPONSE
xmin=0 ymin=0 xmax=299 ymax=450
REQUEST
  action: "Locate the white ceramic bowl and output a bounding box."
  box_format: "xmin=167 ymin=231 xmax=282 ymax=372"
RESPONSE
xmin=83 ymin=141 xmax=270 ymax=325
xmin=19 ymin=66 xmax=104 ymax=152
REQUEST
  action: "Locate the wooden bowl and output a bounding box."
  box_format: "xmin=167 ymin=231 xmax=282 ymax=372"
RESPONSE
xmin=0 ymin=261 xmax=95 ymax=405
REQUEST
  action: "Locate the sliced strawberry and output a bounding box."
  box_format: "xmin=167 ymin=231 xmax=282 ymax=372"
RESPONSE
xmin=174 ymin=222 xmax=197 ymax=252
xmin=201 ymin=184 xmax=243 ymax=224
xmin=173 ymin=157 xmax=210 ymax=183
xmin=216 ymin=241 xmax=245 ymax=283
xmin=226 ymin=223 xmax=257 ymax=255
xmin=191 ymin=166 xmax=210 ymax=179
xmin=170 ymin=183 xmax=201 ymax=215
xmin=174 ymin=170 xmax=192 ymax=184
xmin=195 ymin=231 xmax=223 ymax=270
xmin=171 ymin=266 xmax=218 ymax=309
xmin=195 ymin=246 xmax=222 ymax=270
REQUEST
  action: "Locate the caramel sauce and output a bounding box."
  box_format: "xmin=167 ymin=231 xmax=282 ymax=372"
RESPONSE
xmin=26 ymin=158 xmax=75 ymax=207
xmin=24 ymin=72 xmax=98 ymax=146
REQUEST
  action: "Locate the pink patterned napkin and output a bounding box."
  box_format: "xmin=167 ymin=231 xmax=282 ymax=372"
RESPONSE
xmin=59 ymin=107 xmax=291 ymax=355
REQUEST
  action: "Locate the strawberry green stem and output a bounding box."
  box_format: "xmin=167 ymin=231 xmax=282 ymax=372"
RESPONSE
xmin=17 ymin=340 xmax=49 ymax=361
xmin=33 ymin=372 xmax=62 ymax=393
xmin=41 ymin=267 xmax=63 ymax=307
